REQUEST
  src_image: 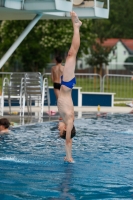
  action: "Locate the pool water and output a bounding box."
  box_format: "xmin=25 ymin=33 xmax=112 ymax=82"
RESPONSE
xmin=0 ymin=113 xmax=133 ymax=199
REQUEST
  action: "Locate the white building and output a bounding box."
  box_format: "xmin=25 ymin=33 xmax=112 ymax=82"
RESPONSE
xmin=77 ymin=39 xmax=133 ymax=70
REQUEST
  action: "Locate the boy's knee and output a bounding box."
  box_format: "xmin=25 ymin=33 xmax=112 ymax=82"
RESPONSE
xmin=68 ymin=50 xmax=72 ymax=56
xmin=68 ymin=50 xmax=76 ymax=57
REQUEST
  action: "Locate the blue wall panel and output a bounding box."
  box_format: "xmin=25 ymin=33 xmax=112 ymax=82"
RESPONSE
xmin=4 ymin=90 xmax=112 ymax=107
xmin=4 ymin=100 xmax=33 ymax=106
xmin=46 ymin=88 xmax=78 ymax=106
xmin=82 ymin=94 xmax=112 ymax=106
xmin=3 ymin=88 xmax=78 ymax=107
xmin=4 ymin=100 xmax=19 ymax=107
xmin=49 ymin=88 xmax=57 ymax=106
xmin=72 ymin=89 xmax=78 ymax=106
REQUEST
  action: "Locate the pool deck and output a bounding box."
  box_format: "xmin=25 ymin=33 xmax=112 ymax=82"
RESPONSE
xmin=2 ymin=105 xmax=133 ymax=114
xmin=1 ymin=105 xmax=133 ymax=126
xmin=51 ymin=106 xmax=133 ymax=113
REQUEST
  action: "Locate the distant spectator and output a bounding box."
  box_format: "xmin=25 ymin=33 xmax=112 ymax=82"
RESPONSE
xmin=51 ymin=56 xmax=64 ymax=100
xmin=0 ymin=118 xmax=10 ymax=134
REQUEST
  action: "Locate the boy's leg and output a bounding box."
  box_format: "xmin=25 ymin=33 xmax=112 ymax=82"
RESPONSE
xmin=63 ymin=12 xmax=82 ymax=82
xmin=54 ymin=88 xmax=60 ymax=100
xmin=64 ymin=139 xmax=72 ymax=161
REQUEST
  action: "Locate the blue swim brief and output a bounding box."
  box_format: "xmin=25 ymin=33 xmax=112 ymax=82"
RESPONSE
xmin=61 ymin=76 xmax=76 ymax=89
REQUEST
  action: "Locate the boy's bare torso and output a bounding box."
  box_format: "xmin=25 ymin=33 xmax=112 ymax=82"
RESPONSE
xmin=57 ymin=86 xmax=74 ymax=123
xmin=51 ymin=64 xmax=63 ymax=83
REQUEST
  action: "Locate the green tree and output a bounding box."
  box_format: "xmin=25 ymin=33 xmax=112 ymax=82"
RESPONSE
xmin=85 ymin=0 xmax=133 ymax=77
xmin=86 ymin=41 xmax=111 ymax=76
xmin=91 ymin=0 xmax=133 ymax=39
xmin=124 ymin=56 xmax=133 ymax=72
xmin=0 ymin=19 xmax=95 ymax=72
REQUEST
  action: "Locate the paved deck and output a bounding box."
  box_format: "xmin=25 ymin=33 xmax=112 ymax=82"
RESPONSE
xmin=2 ymin=105 xmax=133 ymax=114
xmin=1 ymin=105 xmax=133 ymax=126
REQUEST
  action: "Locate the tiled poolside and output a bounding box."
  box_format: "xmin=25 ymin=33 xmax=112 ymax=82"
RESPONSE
xmin=1 ymin=105 xmax=133 ymax=127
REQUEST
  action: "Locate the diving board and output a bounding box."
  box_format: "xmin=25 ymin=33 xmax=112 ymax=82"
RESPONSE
xmin=0 ymin=0 xmax=110 ymax=69
xmin=0 ymin=0 xmax=110 ymax=20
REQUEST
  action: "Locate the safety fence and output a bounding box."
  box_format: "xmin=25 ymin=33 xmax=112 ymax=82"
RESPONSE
xmin=103 ymin=74 xmax=133 ymax=100
xmin=43 ymin=73 xmax=102 ymax=92
xmin=43 ymin=73 xmax=133 ymax=101
xmin=1 ymin=72 xmax=133 ymax=101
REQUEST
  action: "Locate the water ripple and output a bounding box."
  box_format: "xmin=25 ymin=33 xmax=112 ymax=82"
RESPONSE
xmin=1 ymin=114 xmax=133 ymax=199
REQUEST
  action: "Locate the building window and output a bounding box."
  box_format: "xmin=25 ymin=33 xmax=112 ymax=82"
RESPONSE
xmin=113 ymin=49 xmax=116 ymax=56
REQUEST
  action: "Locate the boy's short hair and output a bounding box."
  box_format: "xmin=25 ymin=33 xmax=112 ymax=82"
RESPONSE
xmin=60 ymin=125 xmax=76 ymax=139
xmin=55 ymin=56 xmax=63 ymax=64
xmin=0 ymin=118 xmax=10 ymax=128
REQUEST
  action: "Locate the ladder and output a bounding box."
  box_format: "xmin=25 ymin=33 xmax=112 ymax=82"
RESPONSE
xmin=25 ymin=73 xmax=50 ymax=117
xmin=0 ymin=73 xmax=25 ymax=116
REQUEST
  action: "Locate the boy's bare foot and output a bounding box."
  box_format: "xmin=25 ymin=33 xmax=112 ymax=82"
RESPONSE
xmin=70 ymin=11 xmax=82 ymax=27
xmin=64 ymin=156 xmax=74 ymax=163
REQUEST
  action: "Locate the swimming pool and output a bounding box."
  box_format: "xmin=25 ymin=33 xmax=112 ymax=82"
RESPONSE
xmin=0 ymin=113 xmax=133 ymax=199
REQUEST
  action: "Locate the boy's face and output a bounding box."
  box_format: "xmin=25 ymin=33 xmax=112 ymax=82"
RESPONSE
xmin=58 ymin=122 xmax=66 ymax=135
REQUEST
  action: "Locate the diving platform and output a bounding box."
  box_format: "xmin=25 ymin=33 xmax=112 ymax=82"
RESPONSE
xmin=0 ymin=0 xmax=110 ymax=69
xmin=0 ymin=0 xmax=110 ymax=20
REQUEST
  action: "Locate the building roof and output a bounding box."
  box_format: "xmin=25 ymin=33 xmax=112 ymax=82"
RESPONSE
xmin=121 ymin=39 xmax=133 ymax=51
xmin=97 ymin=38 xmax=133 ymax=54
xmin=97 ymin=38 xmax=119 ymax=48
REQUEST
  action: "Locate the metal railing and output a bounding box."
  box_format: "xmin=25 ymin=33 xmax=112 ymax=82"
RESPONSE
xmin=103 ymin=74 xmax=133 ymax=100
xmin=43 ymin=72 xmax=133 ymax=101
xmin=43 ymin=72 xmax=102 ymax=92
xmin=1 ymin=72 xmax=133 ymax=102
xmin=0 ymin=72 xmax=50 ymax=116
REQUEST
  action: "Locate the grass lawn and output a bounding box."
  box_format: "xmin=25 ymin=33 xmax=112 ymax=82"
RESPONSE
xmin=46 ymin=76 xmax=133 ymax=99
xmin=114 ymin=103 xmax=127 ymax=107
xmin=0 ymin=75 xmax=133 ymax=100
